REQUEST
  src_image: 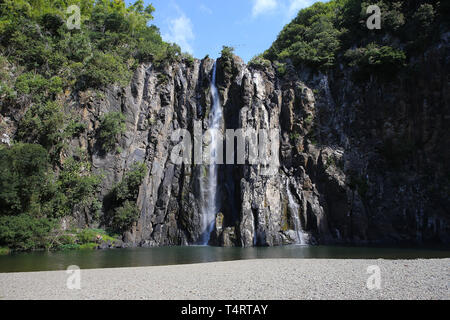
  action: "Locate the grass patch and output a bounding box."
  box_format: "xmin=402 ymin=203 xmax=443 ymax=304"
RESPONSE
xmin=77 ymin=228 xmax=117 ymax=245
xmin=79 ymin=243 xmax=98 ymax=251
xmin=55 ymin=228 xmax=118 ymax=251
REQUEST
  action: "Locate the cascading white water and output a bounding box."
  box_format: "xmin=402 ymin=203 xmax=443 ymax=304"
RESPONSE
xmin=286 ymin=181 xmax=307 ymax=245
xmin=200 ymin=62 xmax=222 ymax=245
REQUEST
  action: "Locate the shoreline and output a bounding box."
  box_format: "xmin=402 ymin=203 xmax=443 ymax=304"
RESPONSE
xmin=1 ymin=259 xmax=448 ymax=300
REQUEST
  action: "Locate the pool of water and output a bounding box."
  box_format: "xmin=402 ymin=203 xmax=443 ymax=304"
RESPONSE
xmin=0 ymin=245 xmax=449 ymax=273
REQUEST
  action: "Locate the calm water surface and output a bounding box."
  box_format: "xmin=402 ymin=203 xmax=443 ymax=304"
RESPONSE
xmin=1 ymin=245 xmax=449 ymax=273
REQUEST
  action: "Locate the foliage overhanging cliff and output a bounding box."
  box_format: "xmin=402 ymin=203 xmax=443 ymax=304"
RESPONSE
xmin=0 ymin=0 xmax=449 ymax=251
xmin=0 ymin=0 xmax=190 ymax=250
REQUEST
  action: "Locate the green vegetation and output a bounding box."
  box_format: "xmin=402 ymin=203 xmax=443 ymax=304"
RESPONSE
xmin=290 ymin=132 xmax=300 ymax=141
xmin=0 ymin=214 xmax=57 ymax=251
xmin=0 ymin=1 xmax=193 ymax=252
xmin=0 ymin=56 xmax=15 ymax=100
xmin=344 ymin=43 xmax=406 ymax=79
xmin=17 ymin=101 xmax=66 ymax=160
xmin=0 ymin=222 xmax=118 ymax=252
xmin=304 ymin=114 xmax=314 ymax=126
xmin=325 ymin=156 xmax=336 ymax=169
xmin=112 ymin=162 xmax=146 ymax=204
xmin=262 ymin=0 xmax=446 ymax=78
xmin=274 ymin=61 xmax=287 ymax=75
xmin=0 ymin=144 xmax=102 ymax=251
xmin=107 ymin=162 xmax=147 ymax=232
xmin=14 ymin=73 xmax=63 ymax=102
xmin=98 ymin=111 xmax=126 ymax=153
xmin=57 ymin=157 xmax=102 ymax=217
xmin=220 ymin=46 xmax=236 ymax=76
xmin=0 ymin=143 xmax=51 ymax=217
xmin=81 ymin=51 xmax=132 ymax=88
xmin=79 ymin=243 xmax=98 ymax=250
xmin=0 ymin=0 xmax=185 ymax=91
xmin=0 ymin=143 xmax=101 ymax=218
xmin=182 ymin=52 xmax=195 ymax=67
xmin=0 ymin=1 xmax=179 ymax=251
xmin=221 ymin=46 xmax=235 ymax=60
xmin=56 ymin=228 xmax=117 ymax=251
xmin=324 ymin=155 xmax=344 ymax=171
xmin=1 ymin=0 xmax=447 ymax=251
xmin=157 ymin=73 xmax=169 ymax=86
xmin=263 ymin=1 xmax=341 ymax=70
xmin=111 ymin=200 xmax=140 ymax=232
xmin=248 ymin=55 xmax=272 ymax=69
xmin=0 ymin=247 xmax=10 ymax=255
xmin=80 ymin=228 xmax=117 ymax=244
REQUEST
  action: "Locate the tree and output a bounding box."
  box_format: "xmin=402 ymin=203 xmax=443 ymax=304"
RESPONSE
xmin=112 ymin=200 xmax=140 ymax=232
xmin=0 ymin=214 xmax=56 ymax=251
xmin=81 ymin=51 xmax=132 ymax=88
xmin=107 ymin=162 xmax=147 ymax=232
xmin=263 ymin=1 xmax=341 ymax=69
xmin=113 ymin=162 xmax=147 ymax=202
xmin=98 ymin=111 xmax=126 ymax=153
xmin=0 ymin=143 xmax=50 ymax=216
xmin=57 ymin=157 xmax=101 ymax=216
xmin=344 ymin=43 xmax=406 ymax=78
xmin=17 ymin=101 xmax=65 ymax=150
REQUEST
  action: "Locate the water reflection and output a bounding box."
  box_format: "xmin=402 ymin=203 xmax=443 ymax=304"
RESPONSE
xmin=0 ymin=245 xmax=449 ymax=273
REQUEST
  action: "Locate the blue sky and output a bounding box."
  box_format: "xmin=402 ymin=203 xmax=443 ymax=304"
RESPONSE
xmin=125 ymin=0 xmax=325 ymax=62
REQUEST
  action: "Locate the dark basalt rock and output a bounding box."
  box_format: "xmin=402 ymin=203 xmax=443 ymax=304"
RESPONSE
xmin=2 ymin=42 xmax=448 ymax=247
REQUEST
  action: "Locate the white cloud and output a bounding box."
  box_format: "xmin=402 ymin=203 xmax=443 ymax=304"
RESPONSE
xmin=162 ymin=11 xmax=195 ymax=54
xmin=287 ymin=0 xmax=316 ymax=18
xmin=252 ymin=0 xmax=278 ymax=17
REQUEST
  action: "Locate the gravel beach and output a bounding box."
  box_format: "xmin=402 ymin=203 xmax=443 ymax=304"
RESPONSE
xmin=0 ymin=259 xmax=448 ymax=300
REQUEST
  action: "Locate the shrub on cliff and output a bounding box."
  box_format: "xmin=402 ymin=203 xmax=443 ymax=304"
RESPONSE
xmin=344 ymin=43 xmax=406 ymax=78
xmin=112 ymin=200 xmax=140 ymax=232
xmin=221 ymin=46 xmax=235 ymax=60
xmin=17 ymin=101 xmax=65 ymax=151
xmin=107 ymin=162 xmax=147 ymax=232
xmin=14 ymin=73 xmax=63 ymax=102
xmin=16 ymin=101 xmax=86 ymax=162
xmin=220 ymin=46 xmax=237 ymax=79
xmin=249 ymin=55 xmax=272 ymax=69
xmin=80 ymin=51 xmax=132 ymax=89
xmin=113 ymin=162 xmax=147 ymax=202
xmin=57 ymin=157 xmax=102 ymax=217
xmin=182 ymin=52 xmax=195 ymax=67
xmin=98 ymin=111 xmax=126 ymax=153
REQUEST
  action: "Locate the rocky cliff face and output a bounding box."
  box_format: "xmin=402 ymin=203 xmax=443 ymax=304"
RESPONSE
xmin=2 ymin=37 xmax=448 ymax=247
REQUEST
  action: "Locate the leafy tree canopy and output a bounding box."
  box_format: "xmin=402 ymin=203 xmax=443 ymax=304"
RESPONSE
xmin=263 ymin=0 xmax=445 ymax=73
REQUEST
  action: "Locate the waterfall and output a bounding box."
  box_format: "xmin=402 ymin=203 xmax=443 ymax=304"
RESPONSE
xmin=200 ymin=62 xmax=222 ymax=245
xmin=286 ymin=181 xmax=307 ymax=245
